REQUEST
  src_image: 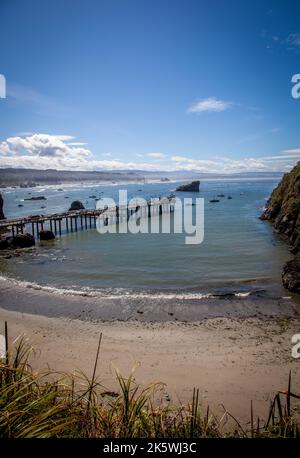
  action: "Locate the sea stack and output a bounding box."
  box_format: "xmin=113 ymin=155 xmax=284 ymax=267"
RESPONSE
xmin=261 ymin=162 xmax=300 ymax=292
xmin=176 ymin=180 xmax=200 ymax=192
xmin=69 ymin=200 xmax=85 ymax=211
xmin=0 ymin=193 xmax=5 ymax=219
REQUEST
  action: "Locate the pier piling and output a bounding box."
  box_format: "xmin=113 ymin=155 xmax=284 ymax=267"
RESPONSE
xmin=0 ymin=197 xmax=176 ymax=240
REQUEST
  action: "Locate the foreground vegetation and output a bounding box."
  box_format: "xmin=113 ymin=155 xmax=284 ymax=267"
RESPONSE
xmin=1 ymin=329 xmax=300 ymax=438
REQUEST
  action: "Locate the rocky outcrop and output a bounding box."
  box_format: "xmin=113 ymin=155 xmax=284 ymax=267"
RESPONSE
xmin=39 ymin=230 xmax=55 ymax=241
xmin=176 ymin=181 xmax=200 ymax=192
xmin=0 ymin=238 xmax=9 ymax=250
xmin=282 ymin=255 xmax=300 ymax=293
xmin=69 ymin=200 xmax=85 ymax=211
xmin=261 ymin=163 xmax=300 ymax=251
xmin=261 ymin=162 xmax=300 ymax=292
xmin=24 ymin=196 xmax=46 ymax=201
xmin=0 ymin=193 xmax=5 ymax=219
xmin=11 ymin=233 xmax=35 ymax=248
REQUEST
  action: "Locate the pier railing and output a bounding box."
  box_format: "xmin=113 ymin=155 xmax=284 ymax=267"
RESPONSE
xmin=0 ymin=197 xmax=176 ymax=238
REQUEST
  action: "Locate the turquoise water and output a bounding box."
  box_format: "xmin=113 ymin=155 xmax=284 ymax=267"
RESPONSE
xmin=0 ymin=179 xmax=293 ymax=298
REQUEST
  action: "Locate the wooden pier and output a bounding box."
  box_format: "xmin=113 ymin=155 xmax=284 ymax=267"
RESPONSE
xmin=0 ymin=197 xmax=176 ymax=239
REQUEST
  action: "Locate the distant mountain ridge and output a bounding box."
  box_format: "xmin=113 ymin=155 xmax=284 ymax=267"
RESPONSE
xmin=0 ymin=167 xmax=283 ymax=187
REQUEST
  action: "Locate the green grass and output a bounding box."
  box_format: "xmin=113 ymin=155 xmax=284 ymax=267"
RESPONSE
xmin=1 ymin=327 xmax=300 ymax=438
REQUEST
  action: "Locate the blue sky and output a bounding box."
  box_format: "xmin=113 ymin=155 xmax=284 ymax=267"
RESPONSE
xmin=1 ymin=0 xmax=300 ymax=173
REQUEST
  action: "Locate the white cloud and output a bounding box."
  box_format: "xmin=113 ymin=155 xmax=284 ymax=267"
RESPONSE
xmin=170 ymin=153 xmax=300 ymax=173
xmin=263 ymin=31 xmax=300 ymax=53
xmin=171 ymin=155 xmax=195 ymax=163
xmin=0 ymin=134 xmax=90 ymax=159
xmin=170 ymin=155 xmax=269 ymax=172
xmin=0 ymin=133 xmax=299 ymax=173
xmin=286 ymin=33 xmax=300 ymax=50
xmin=147 ymin=152 xmax=166 ymax=159
xmin=187 ymin=97 xmax=233 ymax=114
xmin=282 ymin=148 xmax=300 ymax=154
xmin=66 ymin=142 xmax=88 ymax=146
xmin=260 ymin=155 xmax=300 ymax=160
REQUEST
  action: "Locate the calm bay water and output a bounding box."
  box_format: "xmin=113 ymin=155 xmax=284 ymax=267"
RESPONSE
xmin=0 ymin=179 xmax=293 ymax=301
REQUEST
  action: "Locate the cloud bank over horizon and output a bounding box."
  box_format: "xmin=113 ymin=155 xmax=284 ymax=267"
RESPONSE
xmin=0 ymin=133 xmax=299 ymax=174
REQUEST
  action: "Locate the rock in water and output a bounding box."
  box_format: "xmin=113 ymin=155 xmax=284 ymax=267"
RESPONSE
xmin=69 ymin=200 xmax=85 ymax=211
xmin=176 ymin=181 xmax=200 ymax=192
xmin=0 ymin=193 xmax=5 ymax=219
xmin=24 ymin=196 xmax=47 ymax=201
xmin=261 ymin=162 xmax=300 ymax=292
xmin=11 ymin=233 xmax=35 ymax=248
xmin=0 ymin=239 xmax=9 ymax=250
xmin=39 ymin=230 xmax=55 ymax=241
xmin=282 ymin=255 xmax=300 ymax=293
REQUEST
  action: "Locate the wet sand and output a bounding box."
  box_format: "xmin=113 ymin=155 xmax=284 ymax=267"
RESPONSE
xmin=0 ymin=275 xmax=299 ymax=322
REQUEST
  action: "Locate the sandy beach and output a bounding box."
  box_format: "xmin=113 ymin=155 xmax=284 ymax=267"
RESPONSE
xmin=1 ymin=304 xmax=300 ymax=425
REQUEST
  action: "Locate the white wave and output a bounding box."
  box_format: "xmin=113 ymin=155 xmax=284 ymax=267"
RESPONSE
xmin=0 ymin=274 xmax=254 ymax=301
xmin=0 ymin=274 xmax=98 ymax=297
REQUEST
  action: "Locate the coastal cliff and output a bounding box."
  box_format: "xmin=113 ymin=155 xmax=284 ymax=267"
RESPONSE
xmin=0 ymin=193 xmax=5 ymax=220
xmin=261 ymin=162 xmax=300 ymax=292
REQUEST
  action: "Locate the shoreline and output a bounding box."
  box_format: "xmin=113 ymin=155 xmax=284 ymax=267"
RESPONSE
xmin=1 ymin=305 xmax=300 ymax=424
xmin=1 ymin=172 xmax=300 ymax=425
xmin=0 ymin=174 xmax=284 ymax=192
xmin=1 ymin=271 xmax=300 ymax=424
xmin=0 ymin=275 xmax=299 ymax=322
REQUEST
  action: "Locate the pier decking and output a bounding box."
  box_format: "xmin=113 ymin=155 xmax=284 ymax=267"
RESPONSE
xmin=0 ymin=197 xmax=175 ymax=238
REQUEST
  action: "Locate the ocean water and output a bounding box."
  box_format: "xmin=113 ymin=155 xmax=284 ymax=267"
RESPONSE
xmin=0 ymin=178 xmax=293 ymax=301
